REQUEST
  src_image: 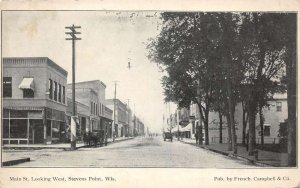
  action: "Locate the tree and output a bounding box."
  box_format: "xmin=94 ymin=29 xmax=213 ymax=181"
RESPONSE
xmin=148 ymin=12 xmax=222 ymax=145
xmin=239 ymin=13 xmax=287 ymax=155
xmin=280 ymin=14 xmax=296 ymax=167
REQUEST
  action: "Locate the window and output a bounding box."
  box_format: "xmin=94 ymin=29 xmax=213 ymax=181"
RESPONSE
xmin=91 ymin=102 xmax=93 ymax=114
xmin=48 ymin=79 xmax=53 ymax=99
xmin=264 ymin=126 xmax=271 ymax=136
xmin=3 ymin=77 xmax=12 ymax=98
xmin=192 ymin=121 xmax=195 ymax=134
xmin=96 ymin=104 xmax=98 ymax=115
xmin=54 ymin=81 xmax=57 ymax=101
xmin=58 ymin=84 xmax=62 ymax=102
xmin=23 ymin=89 xmax=34 ymax=98
xmin=62 ymin=86 xmax=65 ymax=104
xmin=276 ymin=102 xmax=282 ymax=112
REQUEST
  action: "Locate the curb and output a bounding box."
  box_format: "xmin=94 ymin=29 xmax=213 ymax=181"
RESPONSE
xmin=179 ymin=140 xmax=274 ymax=167
xmin=2 ymin=158 xmax=30 ymax=166
xmin=2 ymin=138 xmax=134 ymax=151
xmin=107 ymin=137 xmax=134 ymax=145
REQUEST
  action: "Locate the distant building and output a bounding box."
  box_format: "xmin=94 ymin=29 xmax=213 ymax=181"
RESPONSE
xmin=2 ymin=57 xmax=68 ymax=144
xmin=189 ymin=94 xmax=288 ymax=144
xmin=126 ymin=107 xmax=133 ymax=137
xmin=66 ymin=80 xmax=113 ymax=138
xmin=66 ymin=98 xmax=90 ymax=141
xmin=135 ymin=117 xmax=145 ymax=136
xmin=105 ymin=99 xmax=128 ymax=137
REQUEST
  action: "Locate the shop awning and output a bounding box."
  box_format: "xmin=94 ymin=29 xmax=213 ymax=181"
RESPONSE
xmin=19 ymin=78 xmax=34 ymax=90
xmin=171 ymin=125 xmax=182 ymax=133
xmin=171 ymin=123 xmax=192 ymax=133
xmin=181 ymin=123 xmax=192 ymax=132
xmin=52 ymin=128 xmax=59 ymax=132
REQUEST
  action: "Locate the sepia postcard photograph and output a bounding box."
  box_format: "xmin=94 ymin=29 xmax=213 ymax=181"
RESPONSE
xmin=0 ymin=0 xmax=299 ymax=188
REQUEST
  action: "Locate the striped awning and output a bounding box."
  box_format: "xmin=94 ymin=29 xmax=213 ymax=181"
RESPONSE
xmin=19 ymin=78 xmax=34 ymax=90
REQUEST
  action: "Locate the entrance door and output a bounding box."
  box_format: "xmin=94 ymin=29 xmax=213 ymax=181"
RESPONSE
xmin=31 ymin=120 xmax=44 ymax=144
xmin=81 ymin=117 xmax=86 ymax=134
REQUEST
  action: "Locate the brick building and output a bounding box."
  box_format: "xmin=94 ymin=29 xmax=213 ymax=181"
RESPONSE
xmin=2 ymin=57 xmax=67 ymax=144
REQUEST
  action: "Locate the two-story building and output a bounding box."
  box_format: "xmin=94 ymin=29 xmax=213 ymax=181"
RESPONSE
xmin=66 ymin=80 xmax=113 ymax=138
xmin=189 ymin=94 xmax=288 ymax=144
xmin=105 ymin=99 xmax=128 ymax=137
xmin=2 ymin=57 xmax=68 ymax=144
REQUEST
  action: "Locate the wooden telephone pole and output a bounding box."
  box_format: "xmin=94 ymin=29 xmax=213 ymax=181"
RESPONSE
xmin=112 ymin=81 xmax=119 ymax=142
xmin=65 ymin=24 xmax=81 ymax=150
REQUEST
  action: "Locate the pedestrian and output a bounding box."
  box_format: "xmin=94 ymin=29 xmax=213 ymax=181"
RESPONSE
xmin=195 ymin=132 xmax=199 ymax=144
xmin=246 ymin=131 xmax=249 ymax=151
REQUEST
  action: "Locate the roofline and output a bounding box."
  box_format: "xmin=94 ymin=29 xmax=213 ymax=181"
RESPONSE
xmin=67 ymin=80 xmax=106 ymax=88
xmin=3 ymin=57 xmax=68 ymax=76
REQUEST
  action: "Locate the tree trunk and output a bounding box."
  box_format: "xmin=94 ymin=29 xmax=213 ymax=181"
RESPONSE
xmin=226 ymin=113 xmax=232 ymax=151
xmin=242 ymin=102 xmax=248 ymax=146
xmin=221 ymin=13 xmax=236 ymax=154
xmin=248 ymin=101 xmax=256 ymax=156
xmin=286 ymin=14 xmax=296 ymax=167
xmin=259 ymin=105 xmax=265 ymax=146
xmin=227 ymin=86 xmax=237 ymax=154
xmin=219 ymin=111 xmax=223 ymax=144
xmin=204 ymin=108 xmax=209 ymax=145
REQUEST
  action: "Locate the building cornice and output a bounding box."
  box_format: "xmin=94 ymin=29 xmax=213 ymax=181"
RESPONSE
xmin=3 ymin=57 xmax=68 ymax=77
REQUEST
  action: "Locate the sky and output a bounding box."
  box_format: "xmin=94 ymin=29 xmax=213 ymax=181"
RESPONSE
xmin=2 ymin=11 xmax=177 ymax=132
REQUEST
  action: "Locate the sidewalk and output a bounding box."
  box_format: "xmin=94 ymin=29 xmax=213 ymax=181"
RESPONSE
xmin=2 ymin=137 xmax=133 ymax=150
xmin=180 ymin=138 xmax=288 ymax=167
xmin=2 ymin=137 xmax=134 ymax=166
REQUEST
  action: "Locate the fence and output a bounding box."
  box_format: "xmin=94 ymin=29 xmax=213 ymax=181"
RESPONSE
xmin=210 ymin=136 xmax=280 ymax=144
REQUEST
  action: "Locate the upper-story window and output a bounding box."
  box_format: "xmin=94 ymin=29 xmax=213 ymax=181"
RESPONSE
xmin=48 ymin=79 xmax=53 ymax=99
xmin=58 ymin=84 xmax=62 ymax=102
xmin=96 ymin=103 xmax=98 ymax=115
xmin=91 ymin=102 xmax=93 ymax=114
xmin=62 ymin=86 xmax=65 ymax=104
xmin=23 ymin=89 xmax=34 ymax=98
xmin=276 ymin=101 xmax=282 ymax=112
xmin=264 ymin=125 xmax=271 ymax=136
xmin=54 ymin=81 xmax=57 ymax=101
xmin=3 ymin=77 xmax=12 ymax=98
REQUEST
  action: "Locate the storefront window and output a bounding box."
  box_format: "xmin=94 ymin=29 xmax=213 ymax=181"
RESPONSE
xmin=3 ymin=119 xmax=9 ymax=138
xmin=52 ymin=121 xmax=60 ymax=139
xmin=47 ymin=120 xmax=52 ymax=137
xmin=10 ymin=119 xmax=27 ymax=138
xmin=3 ymin=109 xmax=9 ymax=118
xmin=10 ymin=110 xmax=28 ymax=118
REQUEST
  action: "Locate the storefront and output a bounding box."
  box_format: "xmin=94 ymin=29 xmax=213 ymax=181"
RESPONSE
xmin=3 ymin=108 xmax=66 ymax=145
